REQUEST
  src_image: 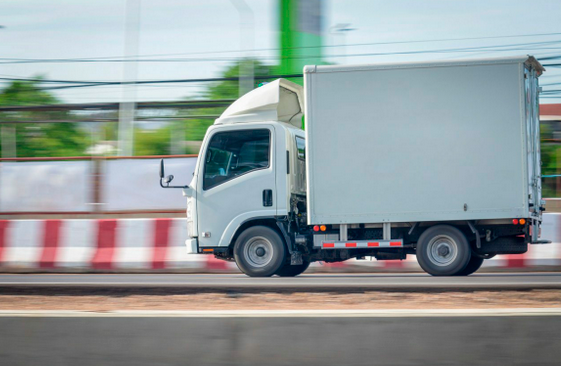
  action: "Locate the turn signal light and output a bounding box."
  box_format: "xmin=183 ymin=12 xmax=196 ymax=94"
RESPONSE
xmin=512 ymin=219 xmax=519 ymax=225
xmin=320 ymin=225 xmax=327 ymax=232
xmin=519 ymin=218 xmax=526 ymax=225
xmin=313 ymin=225 xmax=320 ymax=232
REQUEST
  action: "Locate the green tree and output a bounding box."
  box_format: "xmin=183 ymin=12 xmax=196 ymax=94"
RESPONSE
xmin=100 ymin=59 xmax=276 ymax=156
xmin=204 ymin=59 xmax=275 ymax=100
xmin=0 ymin=79 xmax=88 ymax=157
xmin=134 ymin=125 xmax=172 ymax=156
xmin=540 ymin=123 xmax=561 ymax=197
xmin=183 ymin=59 xmax=276 ymax=144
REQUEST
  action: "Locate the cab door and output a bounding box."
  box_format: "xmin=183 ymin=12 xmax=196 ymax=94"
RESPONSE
xmin=196 ymin=125 xmax=276 ymax=248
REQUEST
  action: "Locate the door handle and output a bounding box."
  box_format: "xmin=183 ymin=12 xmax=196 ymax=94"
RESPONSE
xmin=263 ymin=189 xmax=273 ymax=207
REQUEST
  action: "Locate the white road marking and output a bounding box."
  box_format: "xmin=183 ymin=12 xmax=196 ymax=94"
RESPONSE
xmin=1 ymin=308 xmax=561 ymax=318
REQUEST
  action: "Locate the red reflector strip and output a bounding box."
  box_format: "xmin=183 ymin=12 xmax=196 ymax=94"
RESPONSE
xmin=368 ymin=242 xmax=379 ymax=247
xmin=323 ymin=243 xmax=335 ymax=248
xmin=345 ymin=243 xmax=357 ymax=247
xmin=389 ymin=242 xmax=402 ymax=247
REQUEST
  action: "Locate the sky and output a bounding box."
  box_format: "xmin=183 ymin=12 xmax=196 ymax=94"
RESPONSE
xmin=0 ymin=0 xmax=560 ymax=104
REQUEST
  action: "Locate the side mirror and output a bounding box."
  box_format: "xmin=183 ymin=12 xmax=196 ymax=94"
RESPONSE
xmin=159 ymin=159 xmax=165 ymax=179
xmin=159 ymin=158 xmax=189 ymax=189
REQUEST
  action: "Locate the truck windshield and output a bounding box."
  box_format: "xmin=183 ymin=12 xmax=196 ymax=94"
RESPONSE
xmin=203 ymin=129 xmax=270 ymax=190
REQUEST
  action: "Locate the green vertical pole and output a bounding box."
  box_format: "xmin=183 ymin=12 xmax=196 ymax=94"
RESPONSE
xmin=278 ymin=0 xmax=323 ymax=80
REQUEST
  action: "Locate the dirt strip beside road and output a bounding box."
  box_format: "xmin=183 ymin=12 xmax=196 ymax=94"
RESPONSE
xmin=1 ymin=289 xmax=560 ymax=311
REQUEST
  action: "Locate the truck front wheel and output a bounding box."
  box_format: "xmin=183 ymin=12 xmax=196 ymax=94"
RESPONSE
xmin=233 ymin=226 xmax=287 ymax=277
xmin=416 ymin=225 xmax=471 ymax=276
xmin=276 ymin=261 xmax=310 ymax=277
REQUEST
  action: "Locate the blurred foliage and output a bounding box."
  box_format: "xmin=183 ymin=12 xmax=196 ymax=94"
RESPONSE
xmin=183 ymin=59 xmax=275 ymax=144
xmin=0 ymin=79 xmax=88 ymax=157
xmin=119 ymin=59 xmax=275 ymax=156
xmin=134 ymin=125 xmax=172 ymax=156
xmin=204 ymin=59 xmax=274 ymax=100
xmin=540 ymin=123 xmax=561 ymax=198
xmin=0 ymin=61 xmax=279 ymax=158
xmin=541 ymin=124 xmax=555 ymax=175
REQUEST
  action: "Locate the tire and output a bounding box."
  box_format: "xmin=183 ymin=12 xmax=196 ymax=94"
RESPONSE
xmin=233 ymin=226 xmax=287 ymax=277
xmin=276 ymin=261 xmax=310 ymax=277
xmin=455 ymin=255 xmax=484 ymax=276
xmin=416 ymin=225 xmax=471 ymax=276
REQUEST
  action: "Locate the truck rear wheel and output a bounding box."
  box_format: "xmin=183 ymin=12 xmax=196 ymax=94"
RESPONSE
xmin=276 ymin=261 xmax=310 ymax=277
xmin=416 ymin=225 xmax=471 ymax=276
xmin=233 ymin=226 xmax=286 ymax=277
xmin=455 ymin=255 xmax=484 ymax=276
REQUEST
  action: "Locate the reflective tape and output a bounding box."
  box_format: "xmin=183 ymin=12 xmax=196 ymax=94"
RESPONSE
xmin=322 ymin=240 xmax=403 ymax=249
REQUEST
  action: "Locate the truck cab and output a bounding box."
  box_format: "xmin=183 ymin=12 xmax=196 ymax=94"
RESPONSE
xmin=161 ymin=79 xmax=308 ymax=276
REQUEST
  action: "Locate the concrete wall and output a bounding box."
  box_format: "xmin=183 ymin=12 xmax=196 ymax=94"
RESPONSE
xmin=0 ymin=157 xmax=197 ymax=213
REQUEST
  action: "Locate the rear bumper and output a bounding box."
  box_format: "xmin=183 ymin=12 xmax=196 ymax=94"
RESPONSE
xmin=185 ymin=238 xmax=198 ymax=254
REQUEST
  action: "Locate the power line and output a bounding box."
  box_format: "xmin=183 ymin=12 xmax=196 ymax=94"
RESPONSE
xmin=0 ymin=43 xmax=558 ymax=65
xmin=2 ymin=31 xmax=561 ymax=63
xmin=1 ymin=56 xmax=558 ymax=93
xmin=0 ymin=74 xmax=304 ymax=91
xmin=0 ymin=41 xmax=558 ymax=87
xmin=0 ymin=100 xmax=235 ymax=112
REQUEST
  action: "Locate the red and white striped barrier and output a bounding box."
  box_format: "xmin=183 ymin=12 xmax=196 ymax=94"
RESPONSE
xmin=0 ymin=218 xmax=213 ymax=271
xmin=0 ymin=215 xmax=560 ymax=272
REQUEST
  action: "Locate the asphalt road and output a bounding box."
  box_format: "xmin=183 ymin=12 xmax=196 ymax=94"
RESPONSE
xmin=1 ymin=311 xmax=560 ymax=366
xmin=1 ymin=272 xmax=561 ymax=290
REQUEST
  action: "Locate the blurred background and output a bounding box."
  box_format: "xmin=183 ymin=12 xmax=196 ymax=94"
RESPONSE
xmin=1 ymin=0 xmax=561 ymax=215
xmin=0 ymin=0 xmax=561 ymax=272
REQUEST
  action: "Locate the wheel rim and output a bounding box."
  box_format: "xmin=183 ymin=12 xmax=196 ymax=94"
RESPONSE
xmin=244 ymin=236 xmax=274 ymax=268
xmin=427 ymin=235 xmax=458 ymax=266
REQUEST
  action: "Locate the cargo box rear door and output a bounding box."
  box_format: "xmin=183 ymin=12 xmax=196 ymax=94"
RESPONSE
xmin=524 ymin=65 xmax=543 ymax=241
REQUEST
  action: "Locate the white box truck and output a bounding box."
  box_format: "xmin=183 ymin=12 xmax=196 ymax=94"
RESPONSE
xmin=160 ymin=55 xmax=549 ymax=277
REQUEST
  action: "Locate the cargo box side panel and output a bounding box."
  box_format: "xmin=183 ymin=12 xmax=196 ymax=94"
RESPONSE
xmin=305 ymin=62 xmax=527 ymax=224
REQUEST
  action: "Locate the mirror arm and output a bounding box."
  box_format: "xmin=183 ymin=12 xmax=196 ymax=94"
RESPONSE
xmin=160 ymin=178 xmax=189 ymax=189
xmin=159 ymin=159 xmax=188 ymax=189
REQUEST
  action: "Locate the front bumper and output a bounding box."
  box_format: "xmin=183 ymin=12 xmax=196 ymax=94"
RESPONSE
xmin=185 ymin=238 xmax=198 ymax=254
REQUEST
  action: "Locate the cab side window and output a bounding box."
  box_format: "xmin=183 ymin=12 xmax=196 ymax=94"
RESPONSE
xmin=203 ymin=129 xmax=271 ymax=190
xmin=296 ymin=136 xmax=305 ymax=160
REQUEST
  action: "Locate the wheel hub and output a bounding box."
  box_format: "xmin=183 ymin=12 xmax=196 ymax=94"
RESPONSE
xmin=437 ymin=246 xmax=450 ymax=257
xmin=244 ymin=236 xmax=274 ymax=268
xmin=427 ymin=235 xmax=458 ymax=266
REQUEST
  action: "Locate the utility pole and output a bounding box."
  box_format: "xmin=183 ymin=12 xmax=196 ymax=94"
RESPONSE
xmin=230 ymin=0 xmax=255 ymax=97
xmin=118 ymin=0 xmax=141 ymax=156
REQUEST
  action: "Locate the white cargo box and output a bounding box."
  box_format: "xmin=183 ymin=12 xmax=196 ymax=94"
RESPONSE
xmin=304 ymin=56 xmax=544 ymax=225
